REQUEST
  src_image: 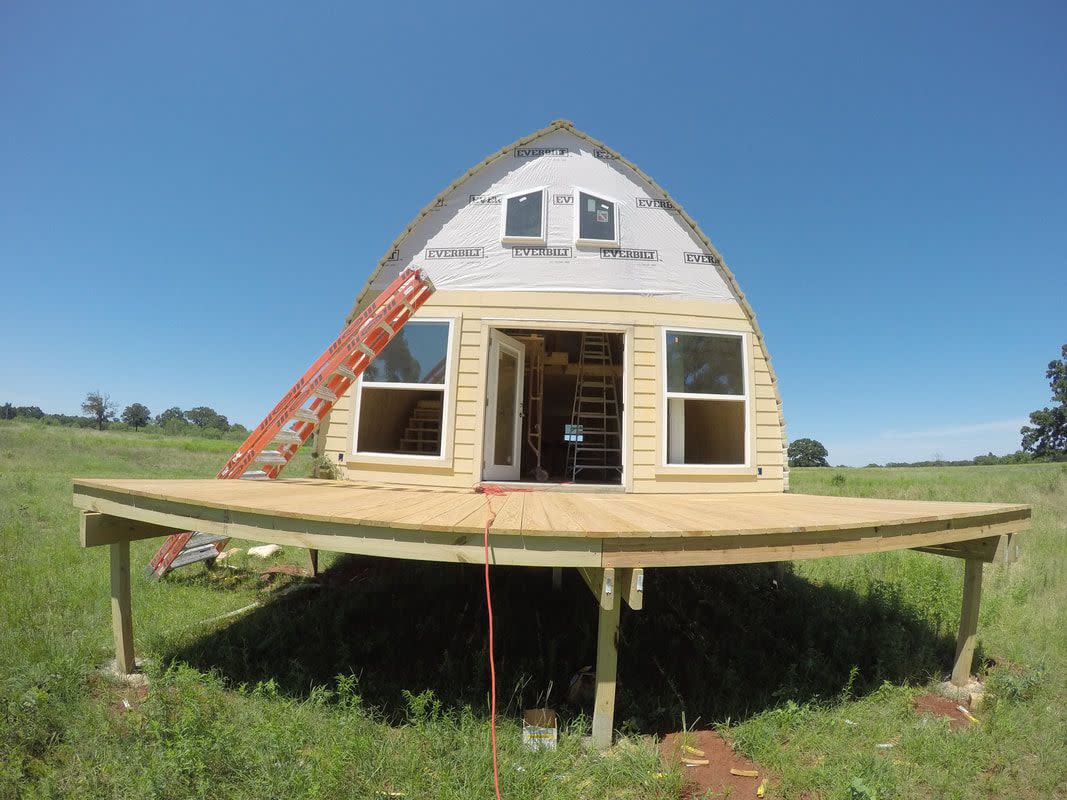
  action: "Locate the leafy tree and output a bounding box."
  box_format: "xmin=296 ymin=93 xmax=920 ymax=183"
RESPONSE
xmin=0 ymin=403 xmax=14 ymax=420
xmin=160 ymin=417 xmax=187 ymax=435
xmin=788 ymin=437 xmax=830 ymax=467
xmin=363 ymin=330 xmax=421 ymax=382
xmin=81 ymin=391 xmax=116 ymax=430
xmin=1020 ymin=344 xmax=1067 ymax=459
xmin=121 ymin=403 xmax=151 ymax=429
xmin=155 ymin=407 xmax=186 ymax=426
xmin=15 ymin=406 xmax=45 ymax=419
xmin=185 ymin=406 xmax=230 ymax=431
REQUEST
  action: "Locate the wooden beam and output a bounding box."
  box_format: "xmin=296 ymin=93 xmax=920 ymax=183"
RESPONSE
xmin=914 ymin=533 xmax=1018 ymax=564
xmin=618 ymin=568 xmax=644 ymax=610
xmin=951 ymin=558 xmax=983 ymax=686
xmin=110 ymin=541 xmax=135 ymax=674
xmin=73 ymin=492 xmax=603 ymax=568
xmin=602 ymin=519 xmax=1024 ymax=568
xmin=81 ymin=511 xmax=177 ymax=547
xmin=306 ymin=548 xmax=319 ymax=577
xmin=591 ymin=594 xmax=621 ymax=750
xmin=577 ymin=567 xmax=615 ymax=610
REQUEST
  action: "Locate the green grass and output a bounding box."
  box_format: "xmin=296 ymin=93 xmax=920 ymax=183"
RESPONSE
xmin=1 ymin=422 xmax=1065 ymax=798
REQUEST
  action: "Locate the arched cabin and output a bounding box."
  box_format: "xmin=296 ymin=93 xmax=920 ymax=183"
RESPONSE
xmin=73 ymin=120 xmax=1031 ymax=751
xmin=318 ymin=119 xmax=788 ymax=493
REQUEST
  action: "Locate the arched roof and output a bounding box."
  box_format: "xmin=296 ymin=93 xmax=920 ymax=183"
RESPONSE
xmin=346 ymin=119 xmax=786 ymax=459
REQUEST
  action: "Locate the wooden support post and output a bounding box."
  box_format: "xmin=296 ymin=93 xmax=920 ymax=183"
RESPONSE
xmin=591 ymin=592 xmax=622 ymax=750
xmin=618 ymin=568 xmax=644 ymax=610
xmin=951 ymin=558 xmax=983 ymax=686
xmin=551 ymin=566 xmax=562 ymax=591
xmin=306 ymin=548 xmax=319 ymax=577
xmin=110 ymin=541 xmax=135 ymax=674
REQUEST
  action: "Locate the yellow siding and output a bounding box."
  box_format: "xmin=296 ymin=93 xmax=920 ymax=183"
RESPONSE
xmin=322 ymin=290 xmax=786 ymax=494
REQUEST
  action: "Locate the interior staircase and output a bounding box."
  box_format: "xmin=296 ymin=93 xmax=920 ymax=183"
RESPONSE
xmin=398 ymin=398 xmax=442 ymax=454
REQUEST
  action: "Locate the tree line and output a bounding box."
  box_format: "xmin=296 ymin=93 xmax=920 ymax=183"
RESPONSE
xmin=0 ymin=392 xmax=247 ymax=439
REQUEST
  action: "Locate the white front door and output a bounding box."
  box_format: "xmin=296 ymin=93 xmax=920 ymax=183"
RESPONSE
xmin=482 ymin=330 xmax=525 ymax=481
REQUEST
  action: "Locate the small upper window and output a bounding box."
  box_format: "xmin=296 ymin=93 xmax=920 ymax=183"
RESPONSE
xmin=577 ymin=190 xmax=618 ymax=245
xmin=502 ymin=189 xmax=546 ymax=244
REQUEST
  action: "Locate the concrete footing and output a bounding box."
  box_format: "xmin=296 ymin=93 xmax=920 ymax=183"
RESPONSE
xmin=935 ymin=678 xmax=985 ymax=709
xmin=98 ymin=657 xmax=149 ymax=689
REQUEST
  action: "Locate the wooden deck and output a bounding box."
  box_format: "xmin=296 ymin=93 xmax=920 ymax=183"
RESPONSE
xmin=73 ymin=477 xmax=1030 ymax=750
xmin=73 ymin=478 xmax=1030 ymax=568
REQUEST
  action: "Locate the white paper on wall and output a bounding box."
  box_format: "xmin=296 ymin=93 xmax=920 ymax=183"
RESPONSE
xmin=364 ymin=129 xmax=740 ymax=305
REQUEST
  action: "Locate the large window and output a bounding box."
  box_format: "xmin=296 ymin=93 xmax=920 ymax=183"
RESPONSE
xmin=501 ymin=188 xmax=546 ymax=244
xmin=354 ymin=320 xmax=453 ymax=457
xmin=663 ymin=329 xmax=748 ymax=466
xmin=575 ymin=189 xmax=618 ymax=246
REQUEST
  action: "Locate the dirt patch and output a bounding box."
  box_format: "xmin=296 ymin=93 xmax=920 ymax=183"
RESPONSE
xmin=914 ymin=693 xmax=973 ymax=730
xmin=110 ymin=682 xmax=149 ymax=715
xmin=259 ymin=564 xmax=312 ymax=582
xmin=89 ymin=674 xmax=150 ymax=719
xmin=660 ymin=729 xmax=768 ymax=799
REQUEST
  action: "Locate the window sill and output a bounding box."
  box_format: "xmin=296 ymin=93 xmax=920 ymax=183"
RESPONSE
xmin=348 ymin=452 xmax=453 ymax=469
xmin=576 ymin=238 xmax=619 ymax=248
xmin=502 ymin=236 xmax=547 ymax=246
xmin=655 ymin=465 xmax=757 ymax=478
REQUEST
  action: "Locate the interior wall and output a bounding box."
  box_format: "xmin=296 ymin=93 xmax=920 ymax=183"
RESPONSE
xmin=681 ymin=399 xmax=746 ymax=465
xmin=535 ymin=372 xmax=576 ymax=480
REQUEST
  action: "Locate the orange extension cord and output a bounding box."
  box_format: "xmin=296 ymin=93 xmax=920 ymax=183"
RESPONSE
xmin=476 ymin=484 xmax=528 ymax=800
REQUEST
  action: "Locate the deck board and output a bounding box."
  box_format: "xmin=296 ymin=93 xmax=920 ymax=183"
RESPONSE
xmin=72 ymin=477 xmax=1030 ymax=568
xmin=72 ymin=478 xmax=1029 ymax=539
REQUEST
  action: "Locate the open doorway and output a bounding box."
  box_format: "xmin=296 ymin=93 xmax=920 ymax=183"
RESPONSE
xmin=482 ymin=327 xmax=625 ymax=485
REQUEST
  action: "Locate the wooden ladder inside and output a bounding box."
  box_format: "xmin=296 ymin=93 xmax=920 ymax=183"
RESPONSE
xmin=146 ymin=267 xmax=436 ymax=579
xmin=565 ymin=332 xmax=623 ymax=482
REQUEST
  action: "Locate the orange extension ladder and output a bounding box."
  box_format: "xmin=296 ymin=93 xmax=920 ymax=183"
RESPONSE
xmin=147 ymin=267 xmax=435 ymax=579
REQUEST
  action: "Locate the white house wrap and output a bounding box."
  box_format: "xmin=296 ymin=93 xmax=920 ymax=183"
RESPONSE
xmin=361 ymin=128 xmax=737 ymax=303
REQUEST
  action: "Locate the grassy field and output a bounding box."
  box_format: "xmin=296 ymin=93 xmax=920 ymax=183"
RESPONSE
xmin=1 ymin=422 xmax=1064 ymax=799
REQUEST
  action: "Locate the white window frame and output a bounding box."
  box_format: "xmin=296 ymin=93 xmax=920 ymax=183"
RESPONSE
xmin=500 ymin=187 xmax=548 ymax=246
xmin=660 ymin=327 xmax=750 ymax=469
xmin=573 ymin=186 xmax=620 ymax=247
xmin=351 ymin=318 xmax=455 ymax=462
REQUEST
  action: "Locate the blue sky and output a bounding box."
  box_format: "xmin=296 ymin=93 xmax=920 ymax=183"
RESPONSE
xmin=2 ymin=2 xmax=1064 ymax=465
